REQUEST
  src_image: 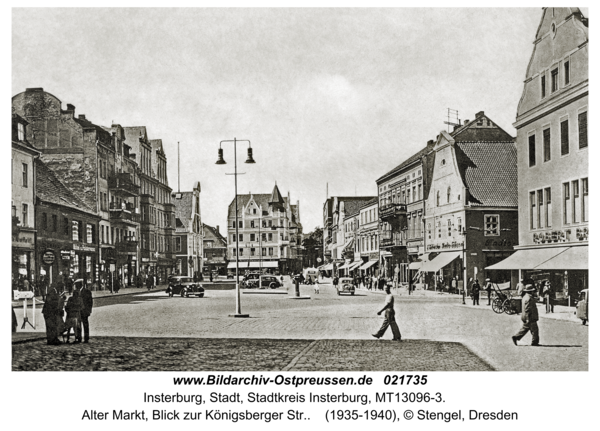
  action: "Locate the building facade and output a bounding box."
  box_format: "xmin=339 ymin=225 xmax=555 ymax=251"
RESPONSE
xmin=357 ymin=198 xmax=380 ymax=276
xmin=421 ymin=111 xmax=519 ymax=292
xmin=489 ymin=8 xmax=588 ymax=304
xmin=376 ymin=142 xmax=435 ymax=282
xmin=203 ymin=224 xmax=228 ymax=276
xmin=11 ymin=114 xmax=40 ymax=288
xmin=227 ymin=184 xmax=303 ymax=275
xmin=172 ymin=182 xmax=203 ymax=277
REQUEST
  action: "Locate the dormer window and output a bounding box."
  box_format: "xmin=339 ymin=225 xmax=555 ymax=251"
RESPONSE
xmin=18 ymin=122 xmax=25 ymax=141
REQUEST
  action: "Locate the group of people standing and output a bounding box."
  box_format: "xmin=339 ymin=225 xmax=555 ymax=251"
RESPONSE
xmin=41 ymin=280 xmax=93 ymax=345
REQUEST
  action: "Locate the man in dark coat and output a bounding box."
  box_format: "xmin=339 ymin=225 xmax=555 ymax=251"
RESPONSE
xmin=485 ymin=278 xmax=493 ymax=305
xmin=512 ymin=284 xmax=540 ymax=346
xmin=79 ymin=282 xmax=94 ymax=343
xmin=471 ymin=279 xmax=481 ymax=306
xmin=42 ymin=287 xmax=61 ymax=345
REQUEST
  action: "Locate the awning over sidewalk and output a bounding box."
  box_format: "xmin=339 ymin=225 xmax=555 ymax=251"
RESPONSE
xmin=246 ymin=261 xmax=279 ymax=268
xmin=528 ymin=246 xmax=587 ymax=270
xmin=227 ymin=261 xmax=248 ymax=269
xmin=420 ymin=251 xmax=461 ymax=273
xmin=359 ymin=260 xmax=378 ymax=270
xmin=408 ymin=262 xmax=422 ymax=270
xmin=485 ymin=247 xmax=569 ymax=270
xmin=348 ymin=261 xmax=363 ymax=271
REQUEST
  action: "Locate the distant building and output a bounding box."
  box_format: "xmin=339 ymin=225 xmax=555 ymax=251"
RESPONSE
xmin=203 ymin=224 xmax=228 ymax=276
xmin=171 ymin=182 xmax=203 ymax=277
xmin=357 ymin=198 xmax=380 ymax=276
xmin=227 ymin=184 xmax=303 ymax=274
xmin=489 ymin=8 xmax=588 ymax=303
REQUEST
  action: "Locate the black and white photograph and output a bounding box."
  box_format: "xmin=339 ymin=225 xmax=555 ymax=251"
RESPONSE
xmin=7 ymin=4 xmax=594 ymax=429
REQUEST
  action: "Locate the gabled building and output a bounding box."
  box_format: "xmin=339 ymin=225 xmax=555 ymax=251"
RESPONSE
xmin=171 ymin=182 xmax=203 ymax=277
xmin=357 ymin=198 xmax=380 ymax=276
xmin=227 ymin=184 xmax=302 ymax=274
xmin=203 ymin=223 xmax=228 ymax=276
xmin=35 ymin=159 xmax=100 ymax=285
xmin=421 ymin=111 xmax=519 ymax=291
xmin=488 ymin=8 xmax=588 ymax=303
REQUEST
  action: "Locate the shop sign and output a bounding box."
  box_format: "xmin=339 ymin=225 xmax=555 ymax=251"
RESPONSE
xmin=142 ymin=258 xmax=149 ymax=262
xmin=427 ymin=241 xmax=463 ymax=251
xmin=484 ymin=238 xmax=514 ymax=248
xmin=61 ymin=250 xmax=71 ymax=260
xmin=533 ymin=229 xmax=572 ymax=244
xmin=11 ymin=232 xmax=35 ymax=249
xmin=407 ymin=246 xmax=419 ymax=254
xmin=73 ymin=244 xmax=96 ymax=252
xmin=42 ymin=250 xmax=55 ymax=265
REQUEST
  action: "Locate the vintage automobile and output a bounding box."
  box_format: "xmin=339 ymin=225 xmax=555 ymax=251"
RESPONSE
xmin=256 ymin=275 xmax=282 ymax=289
xmin=166 ymin=276 xmax=204 ymax=298
xmin=336 ymin=277 xmax=356 ymax=295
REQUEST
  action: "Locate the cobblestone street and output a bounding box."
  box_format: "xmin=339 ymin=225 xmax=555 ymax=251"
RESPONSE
xmin=12 ymin=283 xmax=587 ymax=372
xmin=12 ymin=337 xmax=493 ymax=372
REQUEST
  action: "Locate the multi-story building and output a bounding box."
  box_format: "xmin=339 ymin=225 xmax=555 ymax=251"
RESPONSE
xmin=172 ymin=182 xmax=203 ymax=277
xmin=123 ymin=127 xmax=176 ymax=283
xmin=35 ymin=159 xmax=100 ymax=285
xmin=11 ymin=114 xmax=40 ymax=287
xmin=421 ymin=111 xmax=519 ymax=291
xmin=489 ymin=8 xmax=588 ymax=303
xmin=12 ymin=88 xmax=139 ymax=287
xmin=227 ymin=184 xmax=303 ymax=274
xmin=337 ymin=209 xmax=362 ymax=276
xmin=357 ymin=198 xmax=380 ymax=276
xmin=202 ymin=223 xmax=228 ymax=276
xmin=376 ymin=141 xmax=435 ymax=282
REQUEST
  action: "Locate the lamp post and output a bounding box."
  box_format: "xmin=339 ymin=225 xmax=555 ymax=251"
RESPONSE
xmin=216 ymin=138 xmax=255 ymax=318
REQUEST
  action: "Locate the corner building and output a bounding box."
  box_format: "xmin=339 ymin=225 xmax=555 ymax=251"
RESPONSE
xmin=488 ymin=8 xmax=588 ymax=303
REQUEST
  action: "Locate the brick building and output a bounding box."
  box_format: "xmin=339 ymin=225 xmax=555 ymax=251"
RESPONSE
xmin=172 ymin=182 xmax=203 ymax=277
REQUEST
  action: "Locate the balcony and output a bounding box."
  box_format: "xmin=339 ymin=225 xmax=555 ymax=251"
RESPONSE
xmin=108 ymin=173 xmax=139 ymax=197
xmin=379 ymin=202 xmax=407 ymax=221
xmin=109 ymin=202 xmax=140 ymax=224
xmin=115 ymin=239 xmax=139 ymax=254
xmin=380 ymin=231 xmax=404 ymax=248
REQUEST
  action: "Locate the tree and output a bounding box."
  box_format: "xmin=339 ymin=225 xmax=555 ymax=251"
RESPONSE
xmin=301 ymin=227 xmax=323 ymax=268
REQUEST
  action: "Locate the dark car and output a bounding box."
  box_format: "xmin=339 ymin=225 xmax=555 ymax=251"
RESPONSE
xmin=257 ymin=275 xmax=282 ymax=289
xmin=167 ymin=276 xmax=204 ymax=297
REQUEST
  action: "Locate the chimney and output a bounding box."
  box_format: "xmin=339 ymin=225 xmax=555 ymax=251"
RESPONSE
xmin=65 ymin=103 xmax=76 ymax=117
xmin=216 ymin=225 xmax=219 ymax=233
xmin=78 ymin=114 xmax=86 ymax=120
xmin=25 ymin=87 xmax=44 ymax=93
xmin=453 ymin=125 xmax=460 ymax=132
xmin=476 ymin=111 xmax=484 ymax=117
xmin=464 ymin=119 xmax=469 ymax=125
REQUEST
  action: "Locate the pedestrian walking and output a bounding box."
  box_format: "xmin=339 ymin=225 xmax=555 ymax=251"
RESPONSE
xmin=451 ymin=277 xmax=457 ymax=294
xmin=146 ymin=274 xmax=153 ymax=291
xmin=378 ymin=276 xmax=386 ymax=291
xmin=64 ymin=290 xmax=82 ymax=344
xmin=471 ymin=279 xmax=480 ymax=306
xmin=512 ymin=283 xmax=540 ymax=346
xmin=485 ymin=278 xmax=493 ymax=305
xmin=372 ymin=285 xmax=402 ymax=341
xmin=42 ymin=286 xmax=61 ymax=345
xmin=314 ymin=279 xmax=320 ymax=294
xmin=80 ymin=281 xmax=94 ymax=343
xmin=516 ymin=278 xmax=525 ymax=297
xmin=542 ymin=280 xmax=554 ymax=313
xmin=333 ymin=275 xmax=339 ymax=290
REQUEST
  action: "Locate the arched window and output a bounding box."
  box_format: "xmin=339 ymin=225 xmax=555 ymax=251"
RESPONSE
xmin=447 ymin=186 xmax=451 ymax=203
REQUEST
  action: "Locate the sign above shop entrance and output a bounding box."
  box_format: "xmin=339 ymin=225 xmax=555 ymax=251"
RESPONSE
xmin=42 ymin=250 xmax=55 ymax=265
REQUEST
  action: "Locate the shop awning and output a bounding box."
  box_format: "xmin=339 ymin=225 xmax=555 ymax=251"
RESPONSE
xmin=338 ymin=262 xmax=350 ymax=270
xmin=359 ymin=260 xmax=378 ymax=270
xmin=348 ymin=261 xmax=363 ymax=271
xmin=530 ymin=246 xmax=588 ymax=270
xmin=420 ymin=251 xmax=461 ymax=273
xmin=485 ymin=247 xmax=569 ymax=270
xmin=408 ymin=262 xmax=422 ymax=270
xmin=227 ymin=261 xmax=248 ymax=269
xmin=246 ymin=261 xmax=279 ymax=268
xmin=322 ymin=263 xmax=333 ymax=271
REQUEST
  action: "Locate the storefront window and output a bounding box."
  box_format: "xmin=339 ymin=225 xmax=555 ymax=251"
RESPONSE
xmin=86 ymin=224 xmax=93 ymax=243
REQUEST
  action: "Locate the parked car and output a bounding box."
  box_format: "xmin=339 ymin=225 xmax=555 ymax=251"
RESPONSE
xmin=337 ymin=277 xmax=356 ymax=295
xmin=167 ymin=276 xmax=204 ymax=298
xmin=257 ymin=275 xmax=282 ymax=289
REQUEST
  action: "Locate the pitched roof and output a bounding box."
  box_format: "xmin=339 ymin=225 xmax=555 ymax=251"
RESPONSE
xmin=203 ymin=223 xmax=227 ymax=247
xmin=123 ymin=126 xmax=148 ymax=156
xmin=35 ymin=160 xmax=96 ymax=214
xmin=269 ymin=184 xmax=285 ymax=206
xmin=227 ymin=194 xmax=291 ymax=218
xmin=455 ymin=141 xmax=518 ymax=207
xmin=377 ymin=144 xmax=432 ymax=183
xmin=341 ymin=198 xmax=376 ymax=217
xmin=172 ymin=192 xmax=193 ymax=233
xmin=360 ymin=197 xmax=379 ymax=210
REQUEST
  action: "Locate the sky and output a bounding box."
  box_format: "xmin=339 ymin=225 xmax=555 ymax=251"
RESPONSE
xmin=12 ymin=7 xmax=549 ymax=232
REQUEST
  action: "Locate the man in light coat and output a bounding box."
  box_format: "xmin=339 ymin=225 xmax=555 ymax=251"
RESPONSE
xmin=512 ymin=284 xmax=540 ymax=346
xmin=372 ymin=285 xmax=402 ymax=341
